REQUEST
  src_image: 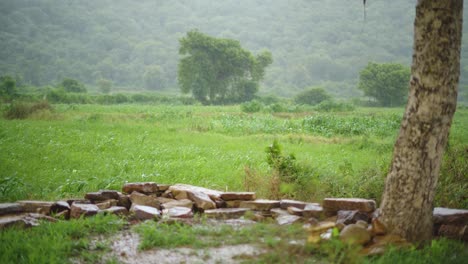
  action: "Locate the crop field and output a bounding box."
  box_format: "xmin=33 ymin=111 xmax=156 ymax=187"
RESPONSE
xmin=1 ymin=104 xmax=466 ymax=206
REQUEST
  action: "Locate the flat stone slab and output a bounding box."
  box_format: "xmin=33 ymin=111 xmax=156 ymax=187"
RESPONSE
xmin=0 ymin=203 xmax=23 ymax=216
xmin=129 ymin=192 xmax=160 ymax=208
xmin=302 ymin=203 xmax=324 ymax=218
xmin=130 ymin=205 xmax=161 ymax=220
xmin=220 ymin=192 xmax=256 ymax=201
xmin=239 ymin=199 xmax=280 ymax=211
xmin=322 ymin=198 xmax=376 ymax=213
xmin=122 ymin=182 xmax=158 ymax=194
xmin=163 ymin=207 xmax=193 ymax=218
xmin=433 ymin=207 xmax=468 ymax=225
xmin=0 ymin=214 xmax=40 ymax=229
xmin=103 ymin=206 xmax=129 ymax=216
xmin=271 ymin=208 xmax=291 ymax=217
xmin=169 ymin=184 xmax=223 ymax=199
xmin=18 ymin=201 xmax=55 ymax=215
xmin=276 ymin=214 xmax=302 ymax=225
xmin=437 ymin=224 xmax=467 ymax=241
xmin=70 ymin=203 xmax=99 ymax=219
xmin=204 ymin=208 xmax=251 ymax=219
xmin=51 ymin=201 xmax=70 ymax=214
xmin=280 ymin=199 xmax=308 ymax=210
xmin=336 ymin=210 xmax=369 ymax=225
xmin=96 ymin=199 xmax=118 ymax=210
xmin=287 ymin=206 xmax=304 ymax=216
xmin=85 ymin=190 xmax=120 ymax=201
xmin=161 ymin=199 xmax=193 ymax=210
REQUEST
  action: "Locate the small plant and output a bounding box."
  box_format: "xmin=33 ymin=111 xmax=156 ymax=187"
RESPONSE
xmin=241 ymin=100 xmax=263 ymax=113
xmin=266 ymin=139 xmax=298 ymax=183
xmin=314 ymin=99 xmax=355 ymax=112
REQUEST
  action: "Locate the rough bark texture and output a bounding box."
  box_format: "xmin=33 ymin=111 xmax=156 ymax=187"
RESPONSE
xmin=379 ymin=0 xmax=463 ymax=243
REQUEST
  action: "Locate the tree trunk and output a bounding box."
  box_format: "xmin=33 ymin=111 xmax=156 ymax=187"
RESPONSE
xmin=379 ymin=0 xmax=463 ymax=243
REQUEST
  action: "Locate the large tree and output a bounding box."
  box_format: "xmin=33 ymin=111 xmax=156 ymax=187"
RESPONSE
xmin=358 ymin=62 xmax=411 ymax=107
xmin=379 ymin=0 xmax=463 ymax=243
xmin=178 ymin=30 xmax=272 ymax=104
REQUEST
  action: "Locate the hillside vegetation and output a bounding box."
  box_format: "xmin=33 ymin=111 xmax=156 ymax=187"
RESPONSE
xmin=1 ymin=0 xmax=467 ymax=100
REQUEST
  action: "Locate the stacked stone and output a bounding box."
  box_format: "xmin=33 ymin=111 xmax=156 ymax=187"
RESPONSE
xmin=0 ymin=182 xmax=466 ymax=253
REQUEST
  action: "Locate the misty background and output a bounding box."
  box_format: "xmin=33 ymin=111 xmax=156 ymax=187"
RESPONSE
xmin=1 ymin=0 xmax=467 ymax=100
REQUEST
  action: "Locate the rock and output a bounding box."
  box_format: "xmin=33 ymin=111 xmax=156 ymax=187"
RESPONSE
xmin=50 ymin=201 xmax=70 ymax=214
xmin=239 ymin=199 xmax=280 ymax=211
xmin=323 ymin=198 xmax=376 ymax=214
xmin=157 ymin=184 xmax=171 ymax=191
xmin=370 ymin=218 xmax=387 ymax=236
xmin=169 ymin=184 xmax=222 ymax=210
xmin=433 ymin=207 xmax=468 ymax=225
xmin=161 ymin=199 xmax=193 ymax=209
xmin=95 ymin=199 xmax=118 ymax=210
xmin=307 ymin=221 xmax=336 ymax=244
xmin=220 ymin=192 xmax=256 ymax=201
xmin=302 ymin=203 xmax=324 ymax=219
xmin=0 ymin=203 xmax=23 ymax=216
xmin=66 ymin=199 xmax=91 ymax=205
xmin=339 ymin=224 xmax=371 ymax=245
xmin=204 ymin=208 xmax=251 ymax=219
xmin=437 ymin=224 xmax=468 ymax=241
xmin=271 ymin=208 xmax=291 ymax=217
xmin=54 ymin=210 xmax=70 ymax=220
xmin=336 ymin=210 xmax=369 ymax=225
xmin=70 ymin=203 xmax=99 ymax=219
xmin=103 ymin=206 xmax=129 ymax=216
xmin=0 ymin=214 xmax=39 ymax=229
xmin=225 ymin=200 xmax=244 ymax=208
xmin=276 ymin=214 xmax=302 ymax=225
xmin=336 ymin=222 xmax=346 ymax=231
xmin=129 ymin=191 xmax=160 ymax=209
xmin=155 ymin=197 xmax=177 ymax=204
xmin=362 ymin=234 xmax=411 ymax=256
xmin=163 ymin=207 xmax=193 ymax=218
xmin=356 ymin=220 xmax=368 ymax=229
xmin=130 ymin=205 xmax=161 ymax=220
xmin=85 ymin=190 xmax=120 ymax=202
xmin=169 ymin=184 xmax=223 ymax=199
xmin=117 ymin=193 xmax=131 ymax=209
xmin=280 ymin=199 xmax=309 ymax=210
xmin=18 ymin=201 xmax=54 ymax=215
xmin=287 ymin=206 xmax=303 ymax=216
xmin=122 ymin=182 xmax=159 ymax=194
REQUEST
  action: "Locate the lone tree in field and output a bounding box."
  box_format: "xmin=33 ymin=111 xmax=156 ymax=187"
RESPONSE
xmin=379 ymin=0 xmax=463 ymax=243
xmin=358 ymin=62 xmax=411 ymax=107
xmin=178 ymin=30 xmax=272 ymax=104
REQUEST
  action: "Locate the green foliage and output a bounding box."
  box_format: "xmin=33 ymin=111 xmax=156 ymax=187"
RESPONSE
xmin=60 ymin=78 xmax=87 ymax=93
xmin=0 ymin=214 xmax=125 ymax=264
xmin=266 ymin=140 xmax=298 ymax=183
xmin=97 ymin=78 xmax=112 ymax=94
xmin=178 ymin=30 xmax=272 ymax=104
xmin=314 ymin=99 xmax=355 ymax=112
xmin=3 ymin=100 xmax=52 ymax=120
xmin=0 ymin=75 xmax=18 ymax=100
xmin=294 ymin=87 xmax=331 ymax=105
xmin=143 ymin=65 xmax=166 ymax=90
xmin=240 ymin=100 xmax=263 ymax=113
xmin=358 ymin=62 xmax=410 ymax=107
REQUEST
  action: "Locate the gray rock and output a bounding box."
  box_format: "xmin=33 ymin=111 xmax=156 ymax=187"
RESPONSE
xmin=276 ymin=214 xmax=302 ymax=225
xmin=85 ymin=190 xmax=120 ymax=202
xmin=302 ymin=203 xmax=324 ymax=219
xmin=70 ymin=203 xmax=99 ymax=219
xmin=18 ymin=201 xmax=55 ymax=215
xmin=280 ymin=199 xmax=309 ymax=210
xmin=336 ymin=210 xmax=369 ymax=225
xmin=271 ymin=208 xmax=291 ymax=217
xmin=433 ymin=207 xmax=468 ymax=225
xmin=161 ymin=199 xmax=193 ymax=210
xmin=0 ymin=203 xmax=23 ymax=216
xmin=339 ymin=224 xmax=371 ymax=245
xmin=323 ymin=198 xmax=376 ymax=214
xmin=103 ymin=206 xmax=129 ymax=216
xmin=163 ymin=207 xmax=193 ymax=218
xmin=130 ymin=205 xmax=161 ymax=220
xmin=204 ymin=208 xmax=251 ymax=219
xmin=239 ymin=199 xmax=280 ymax=211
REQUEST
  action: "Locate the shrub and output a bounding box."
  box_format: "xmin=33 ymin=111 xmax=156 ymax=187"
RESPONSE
xmin=241 ymin=100 xmax=263 ymax=113
xmin=294 ymin=87 xmax=331 ymax=106
xmin=3 ymin=100 xmax=53 ymax=119
xmin=60 ymin=78 xmax=87 ymax=93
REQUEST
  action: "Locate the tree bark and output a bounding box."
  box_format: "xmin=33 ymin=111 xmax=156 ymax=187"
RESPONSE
xmin=379 ymin=0 xmax=463 ymax=243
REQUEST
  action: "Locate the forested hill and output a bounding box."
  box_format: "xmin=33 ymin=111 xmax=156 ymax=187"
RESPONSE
xmin=1 ymin=0 xmax=467 ymax=98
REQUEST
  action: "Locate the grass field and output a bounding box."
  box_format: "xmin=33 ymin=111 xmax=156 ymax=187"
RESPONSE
xmin=0 ymin=103 xmax=467 ymax=263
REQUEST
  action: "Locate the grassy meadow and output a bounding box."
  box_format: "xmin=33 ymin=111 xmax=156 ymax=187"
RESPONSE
xmin=1 ymin=102 xmax=467 ymax=263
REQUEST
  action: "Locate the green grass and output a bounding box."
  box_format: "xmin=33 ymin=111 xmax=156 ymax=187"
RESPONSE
xmin=0 ymin=214 xmax=125 ymax=264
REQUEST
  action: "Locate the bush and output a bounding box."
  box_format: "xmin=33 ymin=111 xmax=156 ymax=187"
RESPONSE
xmin=294 ymin=87 xmax=331 ymax=106
xmin=60 ymin=78 xmax=87 ymax=93
xmin=3 ymin=100 xmax=53 ymax=119
xmin=241 ymin=100 xmax=263 ymax=113
xmin=314 ymin=99 xmax=355 ymax=112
